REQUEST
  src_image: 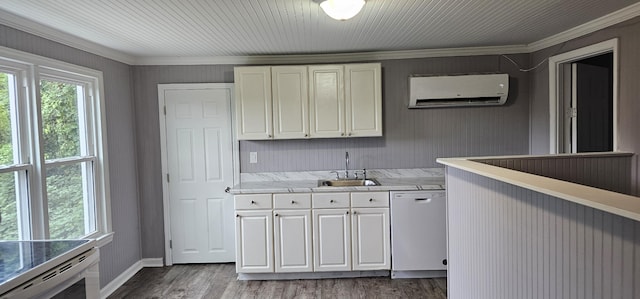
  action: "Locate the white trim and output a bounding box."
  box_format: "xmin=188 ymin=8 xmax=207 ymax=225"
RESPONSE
xmin=528 ymin=2 xmax=640 ymax=52
xmin=135 ymin=45 xmax=529 ymax=65
xmin=99 ymin=260 xmax=143 ymax=299
xmin=1 ymin=2 xmax=640 ymax=65
xmin=141 ymin=258 xmax=165 ymax=268
xmin=237 ymin=270 xmax=390 ymax=281
xmin=95 ymin=231 xmax=114 ymax=248
xmin=0 ymin=45 xmax=113 ymax=241
xmin=157 ymin=83 xmax=238 ymax=266
xmin=548 ymin=38 xmax=618 ymax=154
xmin=0 ymin=9 xmax=136 ymax=65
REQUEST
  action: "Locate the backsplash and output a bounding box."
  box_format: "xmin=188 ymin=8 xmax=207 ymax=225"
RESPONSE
xmin=239 ymin=55 xmax=530 ymax=173
xmin=240 ymin=168 xmax=444 ymax=182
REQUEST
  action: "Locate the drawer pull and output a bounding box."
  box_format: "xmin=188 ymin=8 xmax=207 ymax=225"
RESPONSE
xmin=353 ymin=211 xmax=357 ymax=214
xmin=291 ymin=200 xmax=296 ymax=204
xmin=346 ymin=211 xmax=349 ymax=214
xmin=330 ymin=200 xmax=335 ymax=203
xmin=369 ymin=198 xmax=373 ymax=202
xmin=275 ymin=213 xmax=279 ymax=217
xmin=250 ymin=200 xmax=256 ymax=204
xmin=236 ymin=214 xmax=239 ymax=217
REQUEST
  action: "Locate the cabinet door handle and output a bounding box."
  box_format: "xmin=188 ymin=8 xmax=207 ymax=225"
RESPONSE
xmin=304 ymin=134 xmax=309 ymax=137
xmin=348 ymin=132 xmax=352 ymax=136
xmin=346 ymin=211 xmax=349 ymax=214
xmin=268 ymin=134 xmax=272 ymax=138
xmin=275 ymin=213 xmax=279 ymax=217
xmin=353 ymin=211 xmax=357 ymax=214
xmin=341 ymin=133 xmax=345 ymax=136
xmin=236 ymin=214 xmax=239 ymax=218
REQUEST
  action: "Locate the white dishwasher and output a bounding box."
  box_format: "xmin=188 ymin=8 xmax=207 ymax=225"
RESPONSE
xmin=390 ymin=190 xmax=447 ymax=279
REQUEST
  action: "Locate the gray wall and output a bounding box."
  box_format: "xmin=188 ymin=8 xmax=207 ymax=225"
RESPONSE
xmin=131 ymin=65 xmax=234 ymax=259
xmin=131 ymin=56 xmax=530 ymax=259
xmin=446 ymin=167 xmax=640 ymax=299
xmin=241 ymin=55 xmax=531 ymax=172
xmin=0 ymin=25 xmax=141 ymax=286
xmin=529 ymin=16 xmax=640 ymax=196
xmin=475 ymin=153 xmax=633 ymax=194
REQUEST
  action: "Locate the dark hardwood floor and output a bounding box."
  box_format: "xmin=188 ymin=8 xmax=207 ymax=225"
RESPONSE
xmin=108 ymin=263 xmax=447 ymax=299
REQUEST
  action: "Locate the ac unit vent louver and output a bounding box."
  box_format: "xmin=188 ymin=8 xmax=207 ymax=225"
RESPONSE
xmin=409 ymin=74 xmax=509 ymax=108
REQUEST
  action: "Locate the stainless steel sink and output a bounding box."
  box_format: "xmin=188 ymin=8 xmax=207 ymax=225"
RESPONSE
xmin=317 ymin=178 xmax=380 ymax=187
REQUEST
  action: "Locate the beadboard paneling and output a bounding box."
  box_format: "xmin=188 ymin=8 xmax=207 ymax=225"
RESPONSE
xmin=131 ymin=65 xmax=234 ymax=258
xmin=475 ymin=153 xmax=633 ymax=194
xmin=446 ymin=167 xmax=640 ymax=299
xmin=0 ymin=24 xmax=141 ymax=287
xmin=241 ymin=54 xmax=531 ymax=172
xmin=528 ymin=16 xmax=640 ymax=196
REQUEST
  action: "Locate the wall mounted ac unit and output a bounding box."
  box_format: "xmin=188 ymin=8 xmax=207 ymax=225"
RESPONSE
xmin=409 ymin=73 xmax=509 ymax=108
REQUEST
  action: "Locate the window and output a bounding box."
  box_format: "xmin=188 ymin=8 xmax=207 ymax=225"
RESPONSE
xmin=0 ymin=47 xmax=111 ymax=243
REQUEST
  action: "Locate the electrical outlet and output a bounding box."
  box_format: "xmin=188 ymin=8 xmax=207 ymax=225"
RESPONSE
xmin=249 ymin=152 xmax=258 ymax=164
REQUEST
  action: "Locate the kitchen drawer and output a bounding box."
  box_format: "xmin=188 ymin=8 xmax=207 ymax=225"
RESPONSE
xmin=273 ymin=193 xmax=311 ymax=209
xmin=351 ymin=192 xmax=389 ymax=208
xmin=235 ymin=194 xmax=273 ymax=210
xmin=312 ymin=193 xmax=350 ymax=208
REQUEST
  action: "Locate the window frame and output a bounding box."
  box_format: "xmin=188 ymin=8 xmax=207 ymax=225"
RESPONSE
xmin=0 ymin=46 xmax=112 ymax=245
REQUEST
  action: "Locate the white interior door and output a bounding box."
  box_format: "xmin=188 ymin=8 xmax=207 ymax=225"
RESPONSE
xmin=159 ymin=84 xmax=236 ymax=264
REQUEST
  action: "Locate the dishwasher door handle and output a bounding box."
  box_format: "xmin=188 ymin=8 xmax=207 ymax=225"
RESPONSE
xmin=415 ymin=198 xmax=432 ymax=202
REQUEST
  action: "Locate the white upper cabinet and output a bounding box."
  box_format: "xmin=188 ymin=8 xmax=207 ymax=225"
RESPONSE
xmin=272 ymin=66 xmax=309 ymax=139
xmin=345 ymin=63 xmax=382 ymax=137
xmin=308 ymin=65 xmax=345 ymax=138
xmin=234 ymin=63 xmax=382 ymax=140
xmin=234 ymin=66 xmax=273 ymax=140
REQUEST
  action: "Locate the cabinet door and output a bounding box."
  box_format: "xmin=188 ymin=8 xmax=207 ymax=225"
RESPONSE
xmin=272 ymin=66 xmax=309 ymax=139
xmin=345 ymin=63 xmax=382 ymax=137
xmin=351 ymin=208 xmax=390 ymax=270
xmin=312 ymin=209 xmax=351 ymax=271
xmin=273 ymin=210 xmax=313 ymax=272
xmin=309 ymin=65 xmax=345 ymax=138
xmin=234 ymin=66 xmax=273 ymax=140
xmin=235 ymin=210 xmax=274 ymax=273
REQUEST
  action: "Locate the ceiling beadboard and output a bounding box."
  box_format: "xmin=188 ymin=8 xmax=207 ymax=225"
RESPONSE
xmin=0 ymin=0 xmax=639 ymax=64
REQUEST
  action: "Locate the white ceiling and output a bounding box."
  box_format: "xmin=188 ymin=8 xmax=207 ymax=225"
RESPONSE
xmin=1 ymin=0 xmax=639 ymax=65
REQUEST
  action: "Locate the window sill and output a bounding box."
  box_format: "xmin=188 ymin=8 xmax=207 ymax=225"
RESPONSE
xmin=96 ymin=232 xmax=114 ymax=248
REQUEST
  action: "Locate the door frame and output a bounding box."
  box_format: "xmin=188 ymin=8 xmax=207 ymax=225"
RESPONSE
xmin=548 ymin=38 xmax=618 ymax=154
xmin=157 ymin=83 xmax=240 ymax=266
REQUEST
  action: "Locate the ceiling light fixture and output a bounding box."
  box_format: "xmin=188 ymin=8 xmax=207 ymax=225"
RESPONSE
xmin=319 ymin=0 xmax=365 ymax=21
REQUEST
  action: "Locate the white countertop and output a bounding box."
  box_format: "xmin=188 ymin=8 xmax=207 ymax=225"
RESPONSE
xmin=229 ymin=169 xmax=446 ymax=194
xmin=438 ymin=157 xmax=640 ymax=222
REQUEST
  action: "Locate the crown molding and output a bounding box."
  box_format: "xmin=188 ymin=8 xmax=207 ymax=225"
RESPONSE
xmin=134 ymin=45 xmax=529 ymax=65
xmin=527 ymin=2 xmax=640 ymax=52
xmin=0 ymin=9 xmax=136 ymax=65
xmin=1 ymin=2 xmax=639 ymax=66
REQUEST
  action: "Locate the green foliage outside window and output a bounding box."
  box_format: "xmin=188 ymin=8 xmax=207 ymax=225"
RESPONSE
xmin=0 ymin=74 xmax=87 ymax=240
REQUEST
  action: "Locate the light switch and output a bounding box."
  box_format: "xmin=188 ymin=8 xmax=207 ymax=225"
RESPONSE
xmin=249 ymin=152 xmax=258 ymax=164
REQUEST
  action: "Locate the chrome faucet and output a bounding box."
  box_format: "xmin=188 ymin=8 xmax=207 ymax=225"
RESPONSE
xmin=345 ymin=151 xmax=350 ymax=179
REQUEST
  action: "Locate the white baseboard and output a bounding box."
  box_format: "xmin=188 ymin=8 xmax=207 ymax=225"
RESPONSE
xmin=237 ymin=270 xmax=390 ymax=281
xmin=99 ymin=258 xmax=164 ymax=298
xmin=391 ymin=270 xmax=447 ymax=279
xmin=141 ymin=258 xmax=164 ymax=268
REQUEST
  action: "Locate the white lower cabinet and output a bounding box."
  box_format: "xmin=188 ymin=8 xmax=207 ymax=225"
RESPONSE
xmin=351 ymin=208 xmax=390 ymax=270
xmin=312 ymin=208 xmax=352 ymax=272
xmin=234 ymin=191 xmax=390 ymax=274
xmin=273 ymin=193 xmax=313 ymax=272
xmin=235 ymin=210 xmax=274 ymax=273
